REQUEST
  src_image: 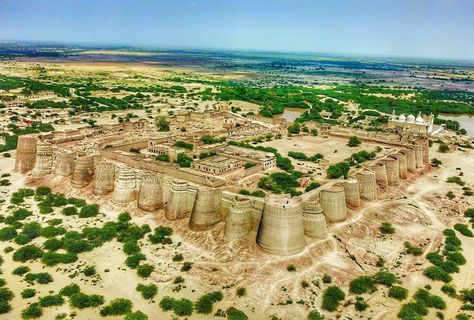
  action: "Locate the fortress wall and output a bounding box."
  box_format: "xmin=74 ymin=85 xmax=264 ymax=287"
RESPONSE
xmin=113 ymin=141 xmax=149 ymax=152
xmin=166 ymin=180 xmax=197 ymax=220
xmin=341 ymin=178 xmax=360 ymax=208
xmin=392 ymin=153 xmax=408 ymax=179
xmin=224 ymin=197 xmax=253 ymax=240
xmin=419 ymin=138 xmax=430 ymax=164
xmin=55 ymin=151 xmax=75 ymax=177
xmin=320 ymin=185 xmax=347 ymax=222
xmin=302 ymin=202 xmax=328 ymax=239
xmin=256 ymin=195 xmax=305 ymax=255
xmin=71 ymin=155 xmax=94 ymax=189
xmin=31 ymin=143 xmax=54 ymax=176
xmin=242 ymin=163 xmax=264 ymax=177
xmin=371 ymin=163 xmax=388 ymax=188
xmin=93 ymin=162 xmax=115 ymax=196
xmin=189 ymin=187 xmax=222 ymax=231
xmin=15 ymin=135 xmax=37 ymax=173
xmin=413 ymin=144 xmax=424 ymax=168
xmin=162 ymin=176 xmax=174 ymax=205
xmin=137 ymin=173 xmax=163 ymax=211
xmin=111 ymin=167 xmax=137 ymax=204
xmin=355 ymin=169 xmax=377 ymax=201
xmin=401 ymin=148 xmax=416 ymax=173
xmin=383 ymin=157 xmax=400 ymax=186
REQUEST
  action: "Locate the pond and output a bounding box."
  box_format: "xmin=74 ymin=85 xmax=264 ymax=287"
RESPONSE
xmin=438 ymin=113 xmax=474 ymax=136
xmin=279 ymin=108 xmax=305 ymax=122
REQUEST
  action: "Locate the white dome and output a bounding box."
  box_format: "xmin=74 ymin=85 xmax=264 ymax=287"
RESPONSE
xmin=398 ymin=114 xmax=406 ymax=122
xmin=416 ymin=115 xmax=424 ymax=124
xmin=406 ymin=114 xmax=415 ymax=123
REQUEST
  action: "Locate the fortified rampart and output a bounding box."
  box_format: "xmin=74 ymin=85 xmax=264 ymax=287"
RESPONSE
xmin=93 ymin=162 xmax=115 ymax=196
xmin=15 ymin=135 xmax=37 ymax=173
xmin=31 ymin=143 xmax=54 ymax=176
xmin=112 ymin=167 xmax=138 ymax=204
xmin=302 ymin=202 xmax=328 ymax=239
xmin=71 ymin=155 xmax=94 ymax=189
xmin=137 ymin=173 xmax=163 ymax=211
xmin=55 ymin=151 xmax=75 ymax=177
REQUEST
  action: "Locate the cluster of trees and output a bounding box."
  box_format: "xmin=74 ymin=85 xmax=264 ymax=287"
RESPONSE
xmin=201 ymin=135 xmax=226 ymax=144
xmin=288 ymin=151 xmax=323 ymax=162
xmin=258 ymin=172 xmax=302 ymax=196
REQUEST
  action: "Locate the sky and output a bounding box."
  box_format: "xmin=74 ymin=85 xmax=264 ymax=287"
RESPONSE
xmin=0 ymin=0 xmax=473 ymax=60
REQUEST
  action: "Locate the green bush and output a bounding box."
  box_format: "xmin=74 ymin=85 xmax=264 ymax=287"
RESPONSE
xmin=21 ymin=303 xmax=43 ymax=319
xmin=21 ymin=289 xmax=36 ymax=299
xmin=327 ymin=162 xmax=350 ymax=179
xmin=125 ymin=253 xmax=146 ymax=269
xmin=43 ymin=238 xmax=63 ymax=251
xmin=0 ymin=300 xmax=11 ymax=314
xmin=83 ymin=266 xmax=96 ymax=277
xmin=13 ymin=244 xmax=43 ymax=262
xmin=404 ymin=242 xmax=423 ymax=256
xmin=307 ymin=310 xmax=324 ymax=320
xmin=39 ymin=294 xmax=64 ymax=307
xmin=398 ymin=301 xmax=428 ymax=319
xmin=100 ymin=298 xmax=132 ymax=316
xmin=374 ymin=270 xmax=397 ymax=286
xmin=69 ymin=292 xmax=104 ymax=309
xmin=0 ymin=226 xmax=17 ymax=241
xmin=194 ymin=291 xmax=223 ymax=314
xmin=322 ymin=274 xmax=332 ymax=284
xmin=423 ymin=266 xmax=452 ymax=283
xmin=321 ymin=286 xmax=346 ymax=312
xmin=78 ymin=204 xmax=100 ymax=218
xmin=441 ymin=284 xmax=456 ymax=297
xmin=388 ymin=286 xmax=408 ymax=300
xmin=59 ymin=284 xmax=80 ymax=297
xmin=354 ymin=297 xmax=369 ymax=311
xmin=125 ymin=311 xmax=149 ymax=320
xmin=454 ymin=224 xmax=473 ymax=237
xmin=236 ymin=287 xmax=246 ymax=297
xmin=0 ymin=287 xmax=13 ymax=301
xmin=25 ymin=272 xmax=53 ymax=284
xmin=349 ymin=276 xmax=374 ymax=294
xmin=226 ymin=307 xmax=248 ymax=320
xmin=414 ymin=288 xmax=446 ymax=310
xmin=137 ymin=264 xmax=154 ymax=278
xmin=379 ymin=222 xmax=395 ymax=234
xmin=464 ymin=208 xmax=474 ymax=218
xmin=61 ymin=206 xmax=78 ymax=216
xmin=12 ymin=266 xmax=30 ymax=276
xmin=136 ymin=284 xmax=157 ymax=300
xmin=123 ymin=240 xmax=140 ymax=255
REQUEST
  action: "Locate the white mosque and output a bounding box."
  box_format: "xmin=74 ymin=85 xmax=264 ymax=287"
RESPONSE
xmin=387 ymin=111 xmax=434 ymax=134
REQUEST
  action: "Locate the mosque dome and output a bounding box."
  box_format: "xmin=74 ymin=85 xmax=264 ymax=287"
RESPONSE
xmin=416 ymin=114 xmax=424 ymax=124
xmin=406 ymin=114 xmax=415 ymax=123
xmin=398 ymin=114 xmax=406 ymax=122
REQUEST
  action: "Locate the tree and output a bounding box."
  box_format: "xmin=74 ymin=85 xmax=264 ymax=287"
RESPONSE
xmin=438 ymin=143 xmax=449 ymax=153
xmin=137 ymin=264 xmax=154 ymax=278
xmin=156 ymin=117 xmax=170 ymax=131
xmin=348 ymin=136 xmax=361 ymax=147
xmin=100 ymin=298 xmax=132 ymax=316
xmin=379 ymin=222 xmax=395 ymax=234
xmin=327 ymin=162 xmax=350 ymax=179
xmin=388 ymin=286 xmax=408 ymax=300
xmin=349 ymin=276 xmax=375 ymax=294
xmin=288 ymin=122 xmax=301 ymax=134
xmin=321 ymin=286 xmax=345 ymax=312
xmin=136 ymin=284 xmax=157 ymax=300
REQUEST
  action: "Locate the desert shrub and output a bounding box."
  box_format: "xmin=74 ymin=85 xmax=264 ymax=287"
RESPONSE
xmin=194 ymin=291 xmax=223 ymax=314
xmin=39 ymin=294 xmax=64 ymax=307
xmin=69 ymin=292 xmax=104 ymax=309
xmin=21 ymin=303 xmax=43 ymax=319
xmin=25 ymin=272 xmax=53 ymax=284
xmin=43 ymin=238 xmax=63 ymax=251
xmin=236 ymin=287 xmax=246 ymax=297
xmin=148 ymin=226 xmax=173 ymax=244
xmin=173 ymin=276 xmax=184 ymax=284
xmin=78 ymin=204 xmax=100 ymax=218
xmin=326 ymin=162 xmax=350 ymax=179
xmin=13 ymin=244 xmax=43 ymax=262
xmin=136 ymin=284 xmax=157 ymax=300
xmin=388 ymin=286 xmax=408 ymax=300
xmin=226 ymin=307 xmax=248 ymax=320
xmin=446 ymin=176 xmax=465 ymax=186
xmin=83 ymin=266 xmax=96 ymax=276
xmin=35 ymin=186 xmax=51 ymax=196
xmin=123 ymin=240 xmax=140 ymax=255
xmin=440 ymin=260 xmax=460 ymax=273
xmin=454 ymin=224 xmax=473 ymax=237
xmin=181 ymin=262 xmax=192 ymax=272
xmin=63 ymin=238 xmax=92 ymax=254
xmin=100 ymin=298 xmax=132 ymax=316
xmin=12 ymin=266 xmax=30 ymax=276
xmin=374 ymin=270 xmax=397 ymax=286
xmin=159 ymin=296 xmax=175 ymax=311
xmin=172 ymin=253 xmax=183 ymax=262
xmin=322 ymin=274 xmax=332 ymax=284
xmin=287 ymin=264 xmax=296 ymax=272
xmin=61 ymin=206 xmax=78 ymax=216
xmin=379 ymin=222 xmax=395 ymax=234
xmin=125 ymin=311 xmax=148 ymax=320
xmin=427 ymin=252 xmax=444 ymax=266
xmin=461 ymin=289 xmax=474 ymax=304
xmin=21 ymin=289 xmax=36 ymax=299
xmin=172 ymin=298 xmax=193 ymax=317
xmin=0 ymin=226 xmax=17 ymax=241
xmin=414 ymin=288 xmax=446 ymax=310
xmin=59 ymin=284 xmax=80 ymax=297
xmin=321 ymin=286 xmax=346 ymax=312
xmin=398 ymin=301 xmax=428 ymax=319
xmin=423 ymin=266 xmax=452 ymax=283
xmin=0 ymin=300 xmax=11 ymax=314
xmin=349 ymin=276 xmax=375 ymax=294
xmin=404 ymin=242 xmax=423 ymax=256
xmin=40 ymin=225 xmax=66 ymax=238
xmin=125 ymin=253 xmax=146 ymax=269
xmin=67 ymin=197 xmax=86 ymax=207
xmin=354 ymin=296 xmax=369 ymax=311
xmin=137 ymin=264 xmax=154 ymax=278
xmin=464 ymin=208 xmax=474 ymax=218
xmin=441 ymin=284 xmax=456 ymax=297
xmin=12 ymin=208 xmax=32 ymax=220
xmin=307 ymin=310 xmax=324 ymax=320
xmin=0 ymin=287 xmax=13 ymax=301
xmin=348 ymin=136 xmax=361 ymax=147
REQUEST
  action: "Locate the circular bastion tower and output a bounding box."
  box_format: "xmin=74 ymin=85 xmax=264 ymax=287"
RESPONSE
xmin=302 ymin=202 xmax=328 ymax=239
xmin=257 ymin=195 xmax=305 ymax=255
xmin=189 ymin=187 xmax=222 ymax=231
xmin=341 ymin=178 xmax=360 ymax=208
xmin=224 ymin=196 xmax=253 ymax=240
xmin=112 ymin=167 xmax=137 ymax=204
xmin=14 ymin=135 xmax=37 ymax=173
xmin=31 ymin=142 xmax=54 ymax=176
xmin=320 ymin=185 xmax=347 ymax=222
xmin=401 ymin=148 xmax=416 ymax=173
xmin=355 ymin=169 xmax=377 ymax=201
xmin=137 ymin=173 xmax=163 ymax=211
xmin=55 ymin=151 xmax=75 ymax=177
xmin=93 ymin=162 xmax=115 ymax=196
xmin=71 ymin=155 xmax=94 ymax=188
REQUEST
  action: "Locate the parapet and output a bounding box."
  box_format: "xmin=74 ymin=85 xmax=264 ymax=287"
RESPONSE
xmin=137 ymin=173 xmax=163 ymax=211
xmin=93 ymin=162 xmax=115 ymax=196
xmin=189 ymin=186 xmax=222 ymax=231
xmin=15 ymin=135 xmax=37 ymax=173
xmin=256 ymin=195 xmax=305 ymax=255
xmin=71 ymin=155 xmax=94 ymax=188
xmin=320 ymin=185 xmax=347 ymax=222
xmin=224 ymin=196 xmax=253 ymax=240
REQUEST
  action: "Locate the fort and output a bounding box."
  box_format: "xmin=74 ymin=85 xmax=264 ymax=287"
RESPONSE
xmin=14 ymin=110 xmax=432 ymax=256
